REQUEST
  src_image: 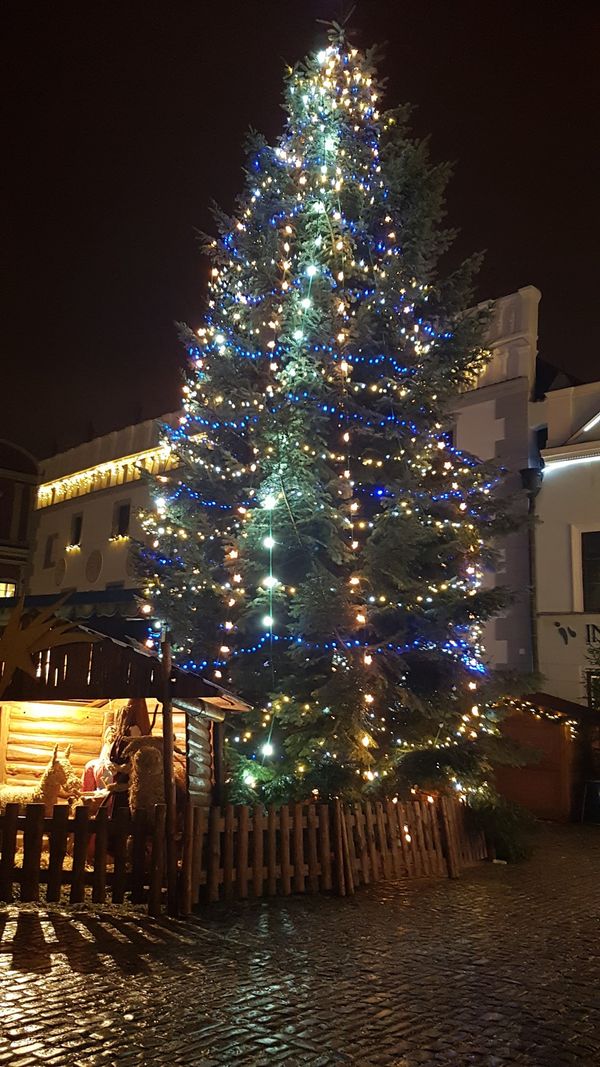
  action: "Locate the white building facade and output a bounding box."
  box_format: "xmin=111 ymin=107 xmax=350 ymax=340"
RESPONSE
xmin=534 ymin=382 xmax=600 ymax=706
xmin=27 ymin=417 xmax=177 ymax=626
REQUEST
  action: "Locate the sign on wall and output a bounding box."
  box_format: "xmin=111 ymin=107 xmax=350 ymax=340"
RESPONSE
xmin=538 ymin=614 xmax=600 ymax=706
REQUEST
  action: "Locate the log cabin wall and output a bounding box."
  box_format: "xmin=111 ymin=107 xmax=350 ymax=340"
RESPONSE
xmin=0 ymin=699 xmax=212 ymax=804
xmin=186 ymin=714 xmax=213 ymax=806
xmin=151 ymin=709 xmax=187 ymax=758
xmin=0 ymin=700 xmax=188 ymax=791
xmin=0 ymin=701 xmax=107 ymax=788
xmin=132 ymin=705 xmax=215 ymax=805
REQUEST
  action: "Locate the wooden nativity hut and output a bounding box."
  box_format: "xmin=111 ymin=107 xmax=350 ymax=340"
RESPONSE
xmin=0 ymin=604 xmax=249 ymax=809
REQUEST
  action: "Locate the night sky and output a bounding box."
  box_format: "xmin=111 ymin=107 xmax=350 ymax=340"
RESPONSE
xmin=3 ymin=0 xmax=598 ymax=460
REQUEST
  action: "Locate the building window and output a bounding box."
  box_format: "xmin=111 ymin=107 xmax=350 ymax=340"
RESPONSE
xmin=112 ymin=501 xmax=131 ymax=538
xmin=70 ymin=513 xmax=83 ymax=547
xmin=535 ymin=425 xmax=548 ymax=453
xmin=43 ymin=533 xmax=58 ymax=569
xmin=0 ymin=581 xmax=16 ymax=598
xmin=582 ymin=532 xmax=600 ymax=612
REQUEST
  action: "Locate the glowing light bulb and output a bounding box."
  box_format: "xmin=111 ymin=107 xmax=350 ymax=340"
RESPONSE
xmin=364 ymin=693 xmax=374 ymax=704
xmin=243 ymin=772 xmax=257 ymax=788
xmin=261 ymin=741 xmax=274 ymax=757
xmin=262 ymin=615 xmax=274 ymax=628
xmin=262 ymin=576 xmax=278 ymax=589
xmin=262 ymin=494 xmax=277 ymax=510
xmin=155 ymin=497 xmax=166 ymax=510
xmin=306 ymin=265 xmax=318 ymax=277
xmin=361 ymin=734 xmax=370 ymax=748
xmin=263 ymin=535 xmax=275 ymax=549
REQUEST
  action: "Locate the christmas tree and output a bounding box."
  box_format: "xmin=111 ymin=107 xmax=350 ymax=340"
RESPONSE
xmin=140 ymin=26 xmax=523 ymax=805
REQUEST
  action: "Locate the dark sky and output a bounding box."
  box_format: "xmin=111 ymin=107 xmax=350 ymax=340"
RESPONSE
xmin=2 ymin=0 xmax=598 ymax=459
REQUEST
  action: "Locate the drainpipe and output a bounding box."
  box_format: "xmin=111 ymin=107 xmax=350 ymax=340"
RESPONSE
xmin=520 ymin=467 xmax=544 ymax=674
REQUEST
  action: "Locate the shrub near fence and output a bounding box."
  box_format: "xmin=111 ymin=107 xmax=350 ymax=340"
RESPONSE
xmin=0 ymin=796 xmax=487 ymax=915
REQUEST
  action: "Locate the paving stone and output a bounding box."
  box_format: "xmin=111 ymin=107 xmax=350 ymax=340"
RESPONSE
xmin=1 ymin=825 xmax=600 ymax=1064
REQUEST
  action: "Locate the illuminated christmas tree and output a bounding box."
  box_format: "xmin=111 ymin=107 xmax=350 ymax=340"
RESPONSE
xmin=140 ymin=27 xmax=522 ymax=804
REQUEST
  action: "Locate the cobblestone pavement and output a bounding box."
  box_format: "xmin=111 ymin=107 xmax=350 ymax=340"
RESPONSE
xmin=1 ymin=825 xmax=600 ymax=1066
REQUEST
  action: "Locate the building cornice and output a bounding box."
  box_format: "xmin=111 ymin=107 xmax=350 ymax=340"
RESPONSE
xmin=36 ymin=445 xmax=176 ymax=509
xmin=542 ymin=440 xmax=600 ymax=470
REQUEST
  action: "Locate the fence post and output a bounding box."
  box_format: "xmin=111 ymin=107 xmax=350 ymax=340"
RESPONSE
xmin=340 ymin=804 xmax=355 ymax=895
xmin=438 ymin=797 xmax=461 ymax=879
xmin=180 ymin=799 xmax=194 ymax=916
xmin=279 ymin=805 xmax=291 ymax=895
xmin=267 ymin=806 xmax=277 ymax=895
xmin=47 ymin=805 xmax=69 ymax=903
xmin=111 ymin=805 xmax=131 ymax=903
xmin=253 ymin=805 xmax=264 ymax=898
xmin=318 ymin=804 xmax=332 ymax=891
xmin=223 ymin=804 xmax=235 ymax=900
xmin=293 ymin=803 xmax=305 ymax=894
xmin=0 ymin=804 xmax=19 ymax=903
xmin=70 ymin=805 xmax=91 ymax=903
xmin=21 ymin=804 xmax=45 ymax=902
xmin=148 ymin=803 xmax=166 ymax=917
xmin=191 ymin=805 xmax=205 ymax=906
xmin=332 ymin=798 xmax=346 ymax=896
xmin=237 ymin=805 xmax=249 ymax=899
xmin=306 ymin=804 xmax=319 ymax=893
xmin=207 ymin=804 xmax=222 ymax=903
xmin=92 ymin=806 xmax=109 ymax=905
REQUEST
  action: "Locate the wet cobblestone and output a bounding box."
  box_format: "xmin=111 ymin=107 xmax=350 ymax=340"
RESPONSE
xmin=1 ymin=825 xmax=600 ymax=1065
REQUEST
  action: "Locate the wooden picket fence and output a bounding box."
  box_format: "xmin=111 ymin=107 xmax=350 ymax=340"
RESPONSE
xmin=0 ymin=803 xmax=166 ymax=916
xmin=180 ymin=796 xmax=487 ymax=910
xmin=0 ymin=796 xmax=487 ymax=914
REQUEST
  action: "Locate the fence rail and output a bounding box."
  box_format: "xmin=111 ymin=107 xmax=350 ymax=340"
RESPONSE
xmin=0 ymin=796 xmax=487 ymax=914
